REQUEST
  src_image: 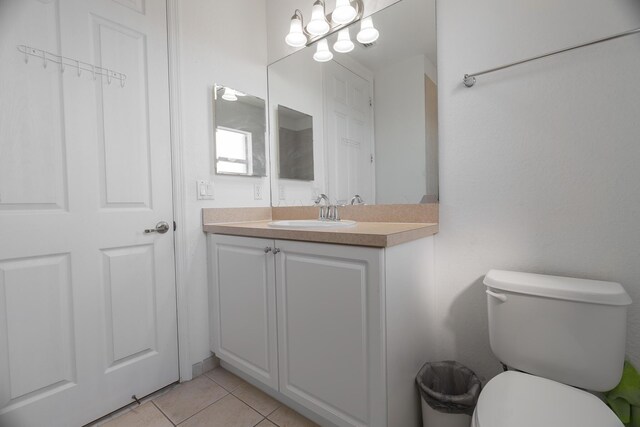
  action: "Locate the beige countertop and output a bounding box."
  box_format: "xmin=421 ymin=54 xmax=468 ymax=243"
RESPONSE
xmin=203 ymin=220 xmax=438 ymax=248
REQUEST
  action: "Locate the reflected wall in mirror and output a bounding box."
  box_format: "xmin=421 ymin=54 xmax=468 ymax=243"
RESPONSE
xmin=278 ymin=105 xmax=314 ymax=181
xmin=213 ymin=84 xmax=267 ymax=177
xmin=268 ymin=0 xmax=437 ymax=206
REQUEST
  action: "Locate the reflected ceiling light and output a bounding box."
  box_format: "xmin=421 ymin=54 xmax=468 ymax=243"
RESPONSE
xmin=222 ymin=88 xmax=238 ymax=101
xmin=285 ymin=11 xmax=307 ymax=47
xmin=306 ymin=1 xmax=330 ymax=36
xmin=333 ymin=28 xmax=354 ymax=53
xmin=332 ymin=0 xmax=357 ymax=25
xmin=356 ymin=17 xmax=379 ymax=44
xmin=313 ymin=39 xmax=333 ymax=62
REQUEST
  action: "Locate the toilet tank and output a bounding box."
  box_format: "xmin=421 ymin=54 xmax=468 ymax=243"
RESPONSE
xmin=484 ymin=270 xmax=632 ymax=391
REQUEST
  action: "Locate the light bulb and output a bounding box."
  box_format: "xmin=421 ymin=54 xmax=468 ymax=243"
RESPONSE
xmin=357 ymin=16 xmax=379 ymax=44
xmin=333 ymin=28 xmax=354 ymax=53
xmin=285 ymin=14 xmax=307 ymax=47
xmin=313 ymin=39 xmax=333 ymax=62
xmin=306 ymin=1 xmax=330 ymax=36
xmin=332 ymin=0 xmax=357 ymax=25
xmin=222 ymin=88 xmax=237 ymax=101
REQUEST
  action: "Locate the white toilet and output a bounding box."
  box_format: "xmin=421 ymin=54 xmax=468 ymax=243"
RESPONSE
xmin=472 ymin=270 xmax=632 ymax=427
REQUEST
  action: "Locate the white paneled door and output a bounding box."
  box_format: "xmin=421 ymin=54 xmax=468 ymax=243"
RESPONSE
xmin=0 ymin=1 xmax=178 ymax=426
xmin=324 ymin=61 xmax=374 ymax=205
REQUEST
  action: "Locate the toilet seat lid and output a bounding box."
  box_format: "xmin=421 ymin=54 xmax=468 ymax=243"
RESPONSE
xmin=475 ymin=371 xmax=622 ymax=427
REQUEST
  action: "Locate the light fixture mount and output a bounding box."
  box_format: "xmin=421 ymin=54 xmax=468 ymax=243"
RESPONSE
xmin=285 ymin=0 xmax=365 ymax=48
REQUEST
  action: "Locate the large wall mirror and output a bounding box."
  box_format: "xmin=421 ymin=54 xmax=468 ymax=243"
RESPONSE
xmin=213 ymin=84 xmax=267 ymax=177
xmin=268 ymin=0 xmax=437 ymax=206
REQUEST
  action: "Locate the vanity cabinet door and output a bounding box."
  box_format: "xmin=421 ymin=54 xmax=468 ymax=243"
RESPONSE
xmin=208 ymin=234 xmax=278 ymax=389
xmin=274 ymin=240 xmax=387 ymax=427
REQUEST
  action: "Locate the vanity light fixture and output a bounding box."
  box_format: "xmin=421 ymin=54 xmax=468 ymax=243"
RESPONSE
xmin=332 ymin=0 xmax=357 ymax=24
xmin=306 ymin=1 xmax=330 ymax=36
xmin=285 ymin=11 xmax=307 ymax=48
xmin=284 ymin=0 xmax=365 ymax=48
xmin=313 ymin=39 xmax=333 ymax=62
xmin=356 ymin=17 xmax=379 ymax=44
xmin=333 ymin=28 xmax=354 ymax=53
xmin=221 ymin=87 xmax=238 ymax=101
xmin=215 ymin=85 xmax=246 ymax=102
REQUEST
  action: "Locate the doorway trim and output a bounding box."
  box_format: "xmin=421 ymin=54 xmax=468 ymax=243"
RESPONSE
xmin=166 ymin=0 xmax=192 ymax=382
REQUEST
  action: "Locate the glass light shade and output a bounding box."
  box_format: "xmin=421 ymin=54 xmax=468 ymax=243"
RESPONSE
xmin=332 ymin=0 xmax=357 ymax=24
xmin=313 ymin=39 xmax=333 ymax=62
xmin=333 ymin=29 xmax=354 ymax=53
xmin=285 ymin=16 xmax=307 ymax=47
xmin=356 ymin=17 xmax=379 ymax=44
xmin=222 ymin=88 xmax=238 ymax=101
xmin=306 ymin=1 xmax=330 ymax=36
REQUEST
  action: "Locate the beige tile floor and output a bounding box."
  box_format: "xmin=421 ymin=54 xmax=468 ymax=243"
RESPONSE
xmin=95 ymin=368 xmax=320 ymax=427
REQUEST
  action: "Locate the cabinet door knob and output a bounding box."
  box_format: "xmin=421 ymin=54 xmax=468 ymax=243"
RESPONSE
xmin=273 ymin=248 xmax=281 ymax=254
xmin=264 ymin=247 xmax=272 ymax=253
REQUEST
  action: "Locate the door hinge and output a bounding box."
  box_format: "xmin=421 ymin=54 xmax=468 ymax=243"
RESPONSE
xmin=173 ymin=221 xmax=177 ymax=231
xmin=370 ymin=154 xmax=374 ymax=163
xmin=369 ymin=97 xmax=373 ymax=107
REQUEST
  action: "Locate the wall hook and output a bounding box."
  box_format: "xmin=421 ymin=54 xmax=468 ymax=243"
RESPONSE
xmin=17 ymin=44 xmax=125 ymax=88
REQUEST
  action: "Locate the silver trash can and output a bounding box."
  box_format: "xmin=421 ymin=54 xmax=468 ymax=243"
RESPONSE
xmin=416 ymin=361 xmax=481 ymax=427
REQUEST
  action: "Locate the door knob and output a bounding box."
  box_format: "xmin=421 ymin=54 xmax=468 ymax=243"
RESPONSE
xmin=144 ymin=221 xmax=170 ymax=234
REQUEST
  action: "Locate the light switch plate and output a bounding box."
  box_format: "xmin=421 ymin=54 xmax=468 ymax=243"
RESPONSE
xmin=197 ymin=180 xmax=214 ymax=200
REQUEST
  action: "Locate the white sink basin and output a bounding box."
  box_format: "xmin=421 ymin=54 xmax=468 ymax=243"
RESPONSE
xmin=268 ymin=219 xmax=357 ymax=229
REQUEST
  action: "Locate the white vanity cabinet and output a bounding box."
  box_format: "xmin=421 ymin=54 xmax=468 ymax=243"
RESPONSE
xmin=208 ymin=235 xmax=279 ymax=389
xmin=208 ymin=233 xmax=434 ymax=427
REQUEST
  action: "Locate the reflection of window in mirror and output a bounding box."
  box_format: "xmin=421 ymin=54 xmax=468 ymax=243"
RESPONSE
xmin=212 ymin=84 xmax=267 ymax=177
xmin=215 ymin=126 xmax=253 ymax=175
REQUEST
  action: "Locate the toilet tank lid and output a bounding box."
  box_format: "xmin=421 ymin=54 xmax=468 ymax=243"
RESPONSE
xmin=484 ymin=270 xmax=632 ymax=306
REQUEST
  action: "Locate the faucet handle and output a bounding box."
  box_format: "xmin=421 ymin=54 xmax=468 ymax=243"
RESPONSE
xmin=318 ymin=206 xmax=327 ymax=220
xmin=325 ymin=205 xmax=339 ymax=221
xmin=350 ymin=194 xmax=364 ymax=205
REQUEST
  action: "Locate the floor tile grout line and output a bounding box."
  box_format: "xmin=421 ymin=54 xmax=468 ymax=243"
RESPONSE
xmin=204 ymin=373 xmax=244 ymax=393
xmin=151 ymin=400 xmax=177 ymax=426
xmin=166 ymin=390 xmax=231 ymax=426
xmin=264 ymin=404 xmax=282 ymax=418
xmin=251 ymin=416 xmax=267 ymax=427
xmin=176 ymin=393 xmax=265 ymax=426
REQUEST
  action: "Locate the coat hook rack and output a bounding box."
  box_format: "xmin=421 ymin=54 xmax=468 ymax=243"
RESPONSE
xmin=17 ymin=44 xmax=127 ymax=87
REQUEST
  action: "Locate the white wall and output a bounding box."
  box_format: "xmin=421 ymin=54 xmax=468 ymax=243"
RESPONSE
xmin=436 ymin=0 xmax=640 ymax=381
xmin=374 ymin=54 xmax=427 ymax=204
xmin=268 ymin=48 xmax=327 ymax=206
xmin=266 ymin=0 xmax=401 ymax=64
xmin=177 ymin=0 xmax=269 ymax=365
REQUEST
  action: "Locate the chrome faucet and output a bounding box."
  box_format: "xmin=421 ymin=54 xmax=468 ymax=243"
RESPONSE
xmin=326 ymin=205 xmax=340 ymax=221
xmin=350 ymin=194 xmax=365 ymax=205
xmin=314 ymin=194 xmax=330 ymax=220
